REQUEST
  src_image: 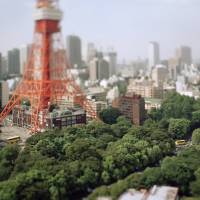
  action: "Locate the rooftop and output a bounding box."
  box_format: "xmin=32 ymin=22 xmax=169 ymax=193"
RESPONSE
xmin=119 ymin=186 xmax=179 ymax=200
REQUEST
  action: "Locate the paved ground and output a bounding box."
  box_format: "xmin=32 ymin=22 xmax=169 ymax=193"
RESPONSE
xmin=0 ymin=126 xmax=30 ymax=145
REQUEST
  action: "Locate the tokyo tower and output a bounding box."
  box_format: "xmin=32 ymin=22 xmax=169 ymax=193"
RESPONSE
xmin=0 ymin=0 xmax=96 ymax=132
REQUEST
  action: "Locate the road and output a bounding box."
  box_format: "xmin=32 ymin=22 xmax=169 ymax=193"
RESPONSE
xmin=0 ymin=126 xmax=30 ymax=145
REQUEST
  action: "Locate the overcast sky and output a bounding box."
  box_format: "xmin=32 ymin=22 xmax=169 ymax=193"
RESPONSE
xmin=0 ymin=0 xmax=200 ymax=61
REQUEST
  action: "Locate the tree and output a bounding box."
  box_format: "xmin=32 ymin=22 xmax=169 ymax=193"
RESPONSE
xmin=161 ymin=92 xmax=195 ymax=120
xmin=161 ymin=157 xmax=194 ymax=193
xmin=139 ymin=167 xmax=163 ymax=188
xmin=117 ymin=81 xmax=127 ymax=95
xmin=192 ymin=129 xmax=200 ymax=145
xmin=111 ymin=116 xmax=132 ymax=138
xmin=148 ymin=108 xmax=163 ymax=121
xmin=192 ymin=110 xmax=200 ymax=128
xmin=190 ymin=168 xmax=200 ymax=196
xmin=99 ymin=107 xmax=122 ymax=125
xmin=0 ymin=145 xmax=19 ymax=181
xmin=168 ymin=118 xmax=191 ymax=139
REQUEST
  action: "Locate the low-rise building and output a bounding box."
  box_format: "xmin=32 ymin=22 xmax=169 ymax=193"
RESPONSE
xmin=12 ymin=106 xmax=86 ymax=129
xmin=88 ymin=100 xmax=107 ymax=117
xmin=127 ymin=78 xmax=163 ymax=99
xmin=145 ymin=98 xmax=162 ymax=111
xmin=86 ymin=87 xmax=107 ymax=101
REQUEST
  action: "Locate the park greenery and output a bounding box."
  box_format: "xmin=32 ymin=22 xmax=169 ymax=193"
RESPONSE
xmin=1 ymin=92 xmax=200 ymax=199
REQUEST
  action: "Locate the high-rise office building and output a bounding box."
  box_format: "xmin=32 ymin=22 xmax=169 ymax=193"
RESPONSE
xmin=7 ymin=48 xmax=20 ymax=76
xmin=148 ymin=42 xmax=160 ymax=72
xmin=87 ymin=43 xmax=97 ymax=63
xmin=0 ymin=81 xmax=9 ymax=108
xmin=66 ymin=35 xmax=82 ymax=68
xmin=176 ymin=46 xmax=192 ymax=65
xmin=89 ymin=53 xmax=110 ymax=81
xmin=20 ymin=44 xmax=31 ymax=75
xmin=105 ymin=52 xmax=117 ymax=76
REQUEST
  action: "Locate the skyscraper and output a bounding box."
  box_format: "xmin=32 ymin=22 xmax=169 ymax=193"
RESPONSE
xmin=20 ymin=44 xmax=31 ymax=75
xmin=66 ymin=35 xmax=82 ymax=68
xmin=148 ymin=42 xmax=160 ymax=72
xmin=89 ymin=53 xmax=110 ymax=81
xmin=176 ymin=46 xmax=192 ymax=65
xmin=87 ymin=43 xmax=97 ymax=63
xmin=105 ymin=52 xmax=117 ymax=76
xmin=7 ymin=48 xmax=20 ymax=76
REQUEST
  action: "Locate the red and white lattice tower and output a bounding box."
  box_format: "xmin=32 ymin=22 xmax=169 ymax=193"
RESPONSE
xmin=0 ymin=0 xmax=96 ymax=132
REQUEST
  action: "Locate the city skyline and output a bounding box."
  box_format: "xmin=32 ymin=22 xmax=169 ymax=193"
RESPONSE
xmin=0 ymin=0 xmax=200 ymax=61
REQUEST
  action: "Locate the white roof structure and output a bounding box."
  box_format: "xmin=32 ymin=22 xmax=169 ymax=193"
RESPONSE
xmin=119 ymin=186 xmax=178 ymax=200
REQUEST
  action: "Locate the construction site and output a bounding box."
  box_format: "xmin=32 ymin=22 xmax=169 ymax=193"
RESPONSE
xmin=0 ymin=0 xmax=97 ymax=142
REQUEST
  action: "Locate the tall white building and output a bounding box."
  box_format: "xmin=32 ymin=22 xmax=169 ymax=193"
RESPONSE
xmin=0 ymin=81 xmax=9 ymax=108
xmin=148 ymin=42 xmax=160 ymax=72
xmin=20 ymin=44 xmax=31 ymax=75
xmin=66 ymin=35 xmax=82 ymax=68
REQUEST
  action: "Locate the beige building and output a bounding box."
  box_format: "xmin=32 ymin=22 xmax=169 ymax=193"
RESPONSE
xmin=0 ymin=81 xmax=9 ymax=108
xmin=86 ymin=87 xmax=107 ymax=101
xmin=127 ymin=78 xmax=163 ymax=99
xmin=88 ymin=100 xmax=107 ymax=117
xmin=151 ymin=65 xmax=168 ymax=87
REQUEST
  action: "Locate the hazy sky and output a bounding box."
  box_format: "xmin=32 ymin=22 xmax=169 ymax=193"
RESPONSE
xmin=0 ymin=0 xmax=200 ymax=61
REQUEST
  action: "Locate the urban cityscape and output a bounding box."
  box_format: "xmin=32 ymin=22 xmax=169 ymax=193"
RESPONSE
xmin=0 ymin=0 xmax=200 ymax=200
